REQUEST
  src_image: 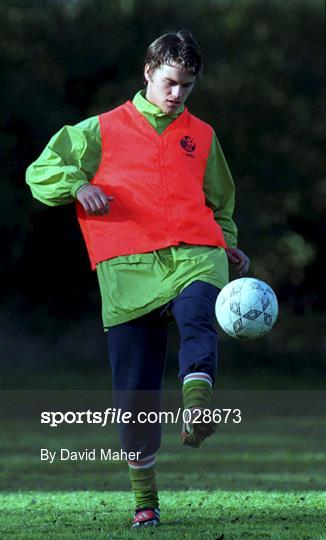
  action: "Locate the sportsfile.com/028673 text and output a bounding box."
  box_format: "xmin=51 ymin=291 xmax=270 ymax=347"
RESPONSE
xmin=40 ymin=408 xmax=242 ymax=428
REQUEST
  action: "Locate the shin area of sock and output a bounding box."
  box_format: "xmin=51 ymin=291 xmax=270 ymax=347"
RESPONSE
xmin=128 ymin=461 xmax=159 ymax=509
xmin=182 ymin=374 xmax=213 ymax=410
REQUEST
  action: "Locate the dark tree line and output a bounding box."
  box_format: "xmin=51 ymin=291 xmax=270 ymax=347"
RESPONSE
xmin=0 ymin=0 xmax=324 ymax=379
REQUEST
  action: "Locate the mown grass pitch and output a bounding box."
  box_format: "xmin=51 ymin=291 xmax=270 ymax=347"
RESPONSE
xmin=1 ymin=490 xmax=325 ymax=539
xmin=1 ymin=389 xmax=325 ymax=538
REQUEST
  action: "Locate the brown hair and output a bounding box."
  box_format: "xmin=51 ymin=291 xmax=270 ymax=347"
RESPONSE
xmin=144 ymin=29 xmax=203 ymax=81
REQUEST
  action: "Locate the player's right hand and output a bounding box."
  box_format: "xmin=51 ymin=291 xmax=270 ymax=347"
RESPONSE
xmin=76 ymin=184 xmax=114 ymax=216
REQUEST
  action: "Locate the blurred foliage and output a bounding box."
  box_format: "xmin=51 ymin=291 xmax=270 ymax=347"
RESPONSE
xmin=0 ymin=0 xmax=325 ymax=376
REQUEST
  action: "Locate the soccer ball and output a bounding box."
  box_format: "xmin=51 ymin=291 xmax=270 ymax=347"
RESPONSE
xmin=215 ymin=277 xmax=278 ymax=340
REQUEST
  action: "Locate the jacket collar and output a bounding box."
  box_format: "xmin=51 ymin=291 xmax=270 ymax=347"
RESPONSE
xmin=132 ymin=89 xmax=185 ymax=119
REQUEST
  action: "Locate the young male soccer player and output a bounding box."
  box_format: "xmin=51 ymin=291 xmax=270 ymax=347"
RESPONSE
xmin=26 ymin=29 xmax=250 ymax=528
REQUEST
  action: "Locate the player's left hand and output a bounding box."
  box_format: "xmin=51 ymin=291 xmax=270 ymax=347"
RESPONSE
xmin=226 ymin=247 xmax=250 ymax=276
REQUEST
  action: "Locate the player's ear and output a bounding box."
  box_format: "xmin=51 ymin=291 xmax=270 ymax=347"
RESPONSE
xmin=144 ymin=64 xmax=153 ymax=83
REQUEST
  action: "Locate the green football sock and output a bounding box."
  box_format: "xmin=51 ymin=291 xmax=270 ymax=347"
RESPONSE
xmin=182 ymin=379 xmax=212 ymax=410
xmin=128 ymin=464 xmax=159 ymax=509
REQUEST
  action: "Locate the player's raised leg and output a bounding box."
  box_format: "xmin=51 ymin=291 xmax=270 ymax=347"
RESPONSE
xmin=170 ymin=280 xmax=220 ymax=447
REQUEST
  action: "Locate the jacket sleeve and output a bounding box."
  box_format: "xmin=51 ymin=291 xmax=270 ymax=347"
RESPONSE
xmin=203 ymin=131 xmax=238 ymax=248
xmin=25 ymin=116 xmax=101 ymax=206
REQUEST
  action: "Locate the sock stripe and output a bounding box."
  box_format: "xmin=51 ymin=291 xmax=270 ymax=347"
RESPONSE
xmin=183 ymin=372 xmax=212 ymax=386
xmin=128 ymin=453 xmax=156 ymax=470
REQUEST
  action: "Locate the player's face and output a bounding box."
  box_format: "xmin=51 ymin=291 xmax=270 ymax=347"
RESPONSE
xmin=144 ymin=62 xmax=195 ymax=115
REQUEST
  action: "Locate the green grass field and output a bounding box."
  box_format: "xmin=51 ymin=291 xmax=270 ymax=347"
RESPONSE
xmin=1 ymin=389 xmax=325 ymax=539
xmin=1 ymin=490 xmax=325 ymax=539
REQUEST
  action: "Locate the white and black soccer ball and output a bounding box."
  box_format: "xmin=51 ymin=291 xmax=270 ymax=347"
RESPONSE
xmin=215 ymin=278 xmax=278 ymax=340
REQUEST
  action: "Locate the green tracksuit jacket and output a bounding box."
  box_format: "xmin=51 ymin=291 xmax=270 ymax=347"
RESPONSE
xmin=26 ymin=90 xmax=238 ymax=329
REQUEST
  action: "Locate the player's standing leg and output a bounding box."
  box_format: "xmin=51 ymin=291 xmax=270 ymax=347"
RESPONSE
xmin=107 ymin=306 xmax=168 ymax=526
